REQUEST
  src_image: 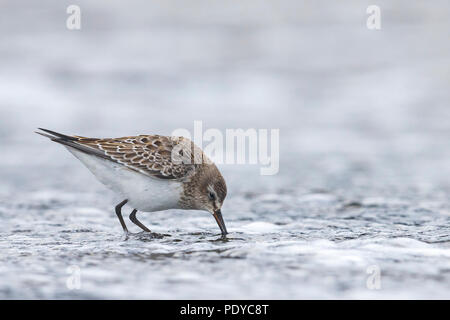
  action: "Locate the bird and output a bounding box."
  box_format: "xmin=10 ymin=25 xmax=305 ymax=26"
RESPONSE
xmin=36 ymin=128 xmax=228 ymax=238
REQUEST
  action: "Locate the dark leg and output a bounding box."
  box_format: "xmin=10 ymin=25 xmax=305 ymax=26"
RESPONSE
xmin=115 ymin=199 xmax=129 ymax=234
xmin=129 ymin=209 xmax=151 ymax=232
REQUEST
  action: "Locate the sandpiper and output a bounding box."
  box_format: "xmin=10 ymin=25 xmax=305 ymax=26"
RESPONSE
xmin=36 ymin=128 xmax=228 ymax=237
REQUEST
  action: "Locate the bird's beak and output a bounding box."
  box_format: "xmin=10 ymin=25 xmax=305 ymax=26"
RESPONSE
xmin=213 ymin=209 xmax=228 ymax=236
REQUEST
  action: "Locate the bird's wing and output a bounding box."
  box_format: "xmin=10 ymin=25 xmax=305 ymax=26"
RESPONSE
xmin=36 ymin=128 xmax=205 ymax=180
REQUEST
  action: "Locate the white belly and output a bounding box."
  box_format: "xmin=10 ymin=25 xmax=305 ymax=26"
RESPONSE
xmin=66 ymin=147 xmax=183 ymax=212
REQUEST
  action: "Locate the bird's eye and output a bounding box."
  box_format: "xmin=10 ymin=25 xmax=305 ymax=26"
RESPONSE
xmin=208 ymin=191 xmax=216 ymax=201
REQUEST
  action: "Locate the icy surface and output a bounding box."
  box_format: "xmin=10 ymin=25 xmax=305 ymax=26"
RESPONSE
xmin=0 ymin=1 xmax=449 ymax=299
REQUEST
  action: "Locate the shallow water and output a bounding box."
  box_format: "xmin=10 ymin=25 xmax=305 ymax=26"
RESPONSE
xmin=1 ymin=1 xmax=450 ymax=299
xmin=1 ymin=152 xmax=449 ymax=299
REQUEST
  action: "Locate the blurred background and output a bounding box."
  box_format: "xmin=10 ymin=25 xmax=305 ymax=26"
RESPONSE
xmin=0 ymin=1 xmax=449 ymax=299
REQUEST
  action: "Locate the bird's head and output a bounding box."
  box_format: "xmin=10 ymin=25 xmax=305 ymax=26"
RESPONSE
xmin=181 ymin=164 xmax=228 ymax=236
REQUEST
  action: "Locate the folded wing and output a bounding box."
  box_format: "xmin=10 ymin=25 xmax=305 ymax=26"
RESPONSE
xmin=36 ymin=128 xmax=200 ymax=180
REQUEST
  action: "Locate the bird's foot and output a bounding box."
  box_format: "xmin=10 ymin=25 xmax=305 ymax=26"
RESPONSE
xmin=122 ymin=230 xmax=131 ymax=241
